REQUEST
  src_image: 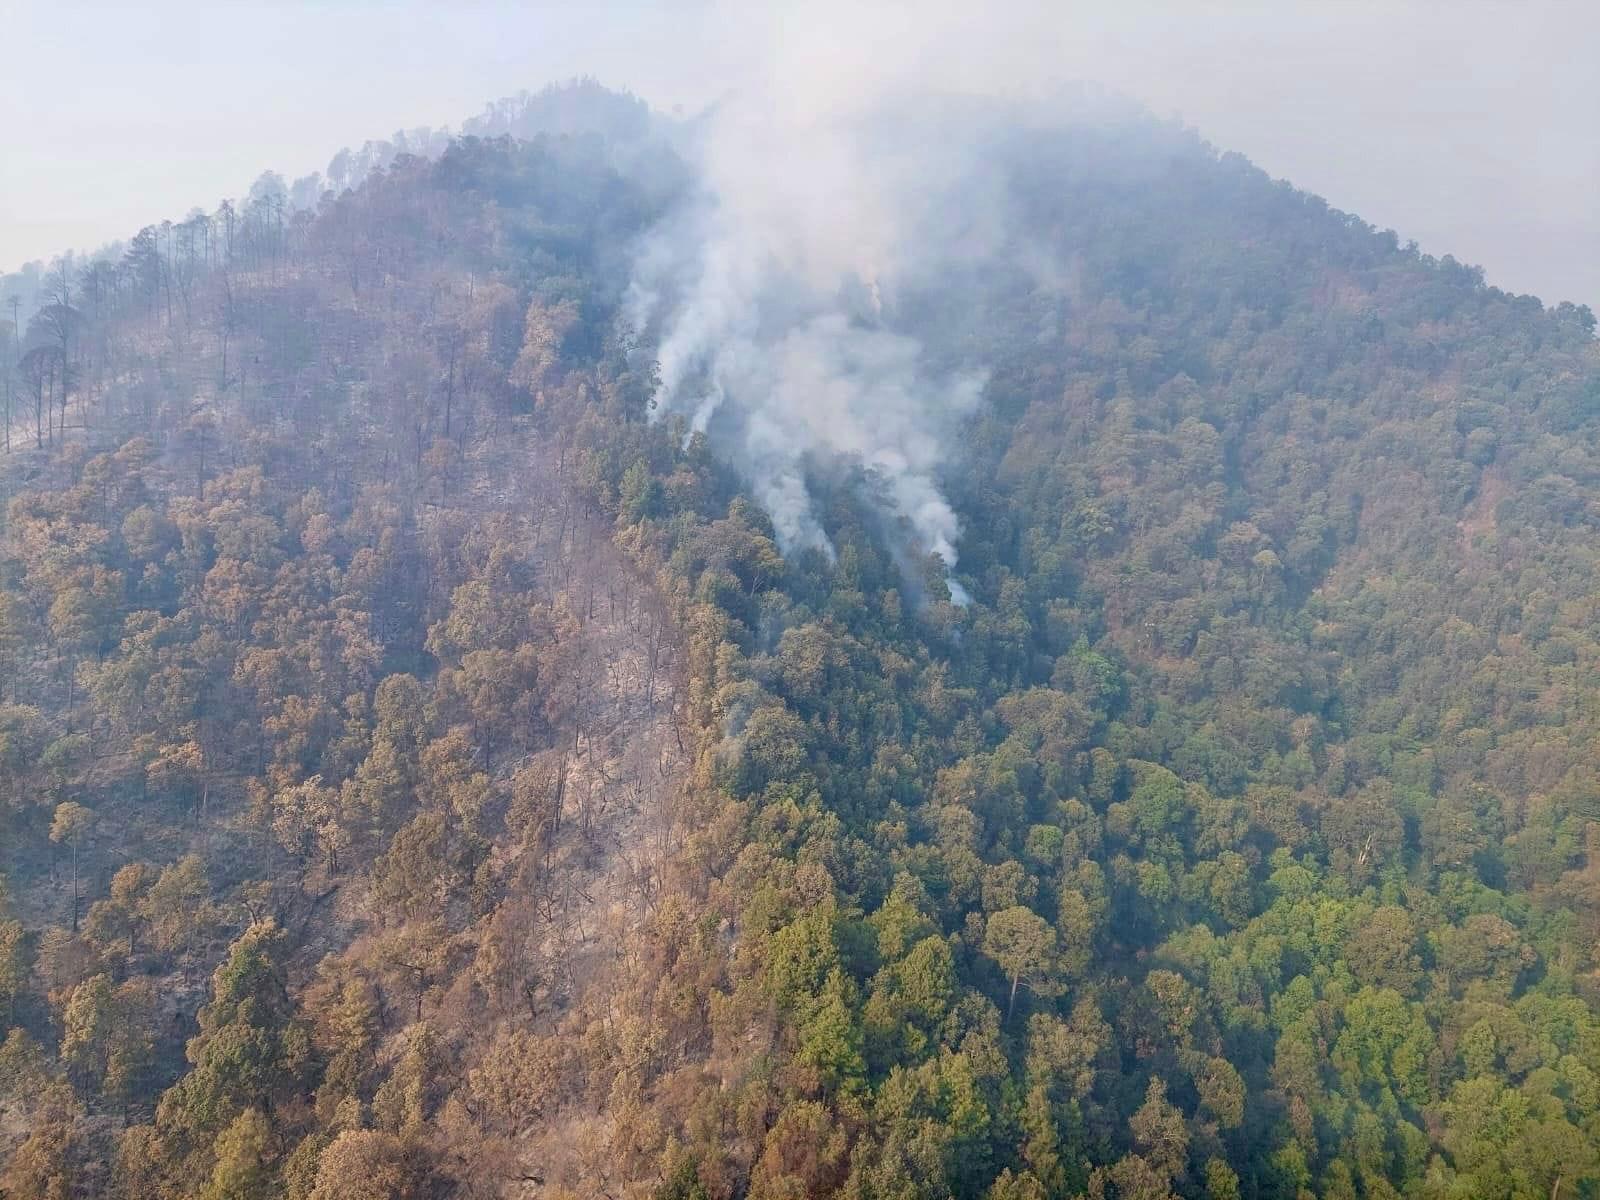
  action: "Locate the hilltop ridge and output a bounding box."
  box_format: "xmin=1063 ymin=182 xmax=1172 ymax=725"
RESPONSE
xmin=0 ymin=84 xmax=1598 ymax=1200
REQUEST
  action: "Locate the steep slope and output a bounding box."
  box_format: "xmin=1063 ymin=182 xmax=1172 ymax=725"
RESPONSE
xmin=0 ymin=132 xmax=697 ymax=1197
xmin=1 ymin=91 xmax=1599 ymax=1200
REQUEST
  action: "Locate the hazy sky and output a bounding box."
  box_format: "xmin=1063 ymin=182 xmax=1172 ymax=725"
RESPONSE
xmin=3 ymin=0 xmax=1597 ymax=306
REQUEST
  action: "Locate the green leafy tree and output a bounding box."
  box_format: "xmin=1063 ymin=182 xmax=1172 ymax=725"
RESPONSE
xmin=200 ymin=1107 xmax=275 ymax=1200
xmin=156 ymin=920 xmax=312 ymax=1142
xmin=983 ymin=906 xmax=1058 ymax=1019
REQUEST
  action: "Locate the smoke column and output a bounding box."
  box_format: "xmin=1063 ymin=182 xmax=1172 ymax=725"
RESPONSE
xmin=625 ymin=92 xmax=988 ymax=603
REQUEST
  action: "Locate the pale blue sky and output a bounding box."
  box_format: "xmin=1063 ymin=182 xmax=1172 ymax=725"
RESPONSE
xmin=3 ymin=0 xmax=1597 ymax=306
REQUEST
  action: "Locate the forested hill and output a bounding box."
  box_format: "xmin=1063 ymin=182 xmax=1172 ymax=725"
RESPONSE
xmin=2 ymin=85 xmax=1600 ymax=1200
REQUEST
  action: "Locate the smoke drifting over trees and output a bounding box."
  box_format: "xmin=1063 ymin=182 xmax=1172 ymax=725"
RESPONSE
xmin=626 ymin=93 xmax=1072 ymax=600
xmin=4 ymin=11 xmax=1600 ymax=1197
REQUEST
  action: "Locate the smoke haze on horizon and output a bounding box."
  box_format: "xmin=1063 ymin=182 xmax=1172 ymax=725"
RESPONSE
xmin=3 ymin=0 xmax=1597 ymax=309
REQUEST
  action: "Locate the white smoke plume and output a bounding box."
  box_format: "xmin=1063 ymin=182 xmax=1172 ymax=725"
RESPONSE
xmin=624 ymin=85 xmax=993 ymax=603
